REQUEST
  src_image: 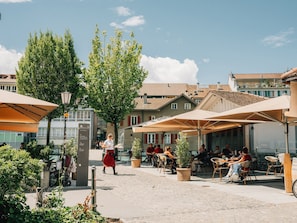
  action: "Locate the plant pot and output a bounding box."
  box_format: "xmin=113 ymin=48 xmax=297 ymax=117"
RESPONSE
xmin=131 ymin=158 xmax=141 ymax=168
xmin=176 ymin=167 xmax=191 ymax=181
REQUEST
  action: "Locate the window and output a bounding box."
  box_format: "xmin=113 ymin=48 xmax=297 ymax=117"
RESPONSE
xmin=131 ymin=115 xmax=138 ymax=125
xmin=184 ymin=103 xmax=191 ymax=110
xmin=150 ymin=115 xmax=156 ymax=120
xmin=171 ymin=103 xmax=178 ymax=110
xmin=147 ymin=133 xmax=156 ymax=144
xmin=164 ymin=133 xmax=171 ymax=144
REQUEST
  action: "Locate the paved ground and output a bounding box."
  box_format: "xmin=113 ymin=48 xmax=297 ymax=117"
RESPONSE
xmin=26 ymin=150 xmax=297 ymax=223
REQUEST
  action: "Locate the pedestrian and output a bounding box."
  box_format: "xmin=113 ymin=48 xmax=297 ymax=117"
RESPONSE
xmin=102 ymin=133 xmax=117 ymax=175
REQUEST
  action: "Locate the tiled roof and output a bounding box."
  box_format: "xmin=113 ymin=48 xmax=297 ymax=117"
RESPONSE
xmin=211 ymin=90 xmax=266 ymax=106
xmin=134 ymin=97 xmax=175 ymax=110
xmin=138 ymin=83 xmax=194 ymax=96
xmin=134 ymin=94 xmax=195 ymax=110
xmin=138 ymin=83 xmax=231 ymax=99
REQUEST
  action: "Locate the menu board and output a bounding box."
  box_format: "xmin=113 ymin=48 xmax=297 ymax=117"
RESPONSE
xmin=77 ymin=123 xmax=90 ymax=186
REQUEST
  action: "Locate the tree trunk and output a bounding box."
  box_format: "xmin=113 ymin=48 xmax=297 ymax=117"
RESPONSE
xmin=46 ymin=118 xmax=52 ymax=145
xmin=113 ymin=122 xmax=119 ymax=145
xmin=113 ymin=122 xmax=119 ymax=160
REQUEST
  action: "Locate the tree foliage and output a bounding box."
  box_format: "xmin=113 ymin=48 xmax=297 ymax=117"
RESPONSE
xmin=176 ymin=133 xmax=191 ymax=168
xmin=83 ymin=26 xmax=148 ymax=143
xmin=0 ymin=145 xmax=42 ymax=201
xmin=16 ymin=30 xmax=83 ymax=144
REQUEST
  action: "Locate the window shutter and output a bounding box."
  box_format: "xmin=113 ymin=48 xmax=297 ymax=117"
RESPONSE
xmin=144 ymin=134 xmax=147 ymax=144
xmin=138 ymin=116 xmax=141 ymax=124
xmin=156 ymin=134 xmax=159 ymax=144
xmin=120 ymin=120 xmax=123 ymax=126
xmin=128 ymin=116 xmax=131 ymax=126
xmin=171 ymin=134 xmax=178 ymax=144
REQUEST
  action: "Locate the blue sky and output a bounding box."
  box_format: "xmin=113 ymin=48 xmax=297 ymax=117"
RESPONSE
xmin=0 ymin=0 xmax=297 ymax=85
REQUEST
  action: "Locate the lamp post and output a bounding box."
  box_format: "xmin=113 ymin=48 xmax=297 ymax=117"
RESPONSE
xmin=61 ymin=91 xmax=72 ymax=155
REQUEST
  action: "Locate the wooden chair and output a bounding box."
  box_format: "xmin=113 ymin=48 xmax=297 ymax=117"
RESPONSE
xmin=265 ymin=155 xmax=283 ymax=175
xmin=239 ymin=160 xmax=252 ymax=184
xmin=210 ymin=157 xmax=229 ymax=180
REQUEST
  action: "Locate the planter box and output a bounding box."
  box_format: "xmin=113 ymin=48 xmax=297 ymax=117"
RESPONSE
xmin=176 ymin=167 xmax=191 ymax=181
xmin=131 ymin=158 xmax=141 ymax=168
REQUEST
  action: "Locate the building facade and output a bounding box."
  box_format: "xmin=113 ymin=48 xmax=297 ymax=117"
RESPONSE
xmin=228 ymin=73 xmax=290 ymax=97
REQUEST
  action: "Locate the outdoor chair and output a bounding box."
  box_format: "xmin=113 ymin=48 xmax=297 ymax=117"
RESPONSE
xmin=239 ymin=160 xmax=252 ymax=185
xmin=211 ymin=157 xmax=229 ymax=180
xmin=265 ymin=155 xmax=283 ymax=175
xmin=156 ymin=154 xmax=174 ymax=174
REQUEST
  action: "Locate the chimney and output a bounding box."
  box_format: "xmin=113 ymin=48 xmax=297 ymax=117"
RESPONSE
xmin=217 ymin=82 xmax=221 ymax=90
xmin=143 ymin=93 xmax=147 ymax=104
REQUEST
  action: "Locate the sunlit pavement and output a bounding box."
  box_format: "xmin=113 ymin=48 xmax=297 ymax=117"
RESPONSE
xmin=26 ymin=149 xmax=297 ymax=223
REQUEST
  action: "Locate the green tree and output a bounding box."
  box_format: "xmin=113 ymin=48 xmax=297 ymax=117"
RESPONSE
xmin=83 ymin=26 xmax=148 ymax=143
xmin=16 ymin=30 xmax=83 ymax=145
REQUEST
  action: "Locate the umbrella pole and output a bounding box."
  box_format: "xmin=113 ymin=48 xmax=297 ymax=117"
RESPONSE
xmin=197 ymin=128 xmax=202 ymax=148
xmin=284 ymin=122 xmax=292 ymax=193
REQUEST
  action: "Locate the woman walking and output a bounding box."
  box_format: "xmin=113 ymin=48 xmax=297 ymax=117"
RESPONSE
xmin=102 ymin=133 xmax=117 ymax=175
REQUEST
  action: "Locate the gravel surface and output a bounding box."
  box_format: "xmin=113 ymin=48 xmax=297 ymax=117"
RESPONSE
xmin=26 ymin=150 xmax=297 ymax=223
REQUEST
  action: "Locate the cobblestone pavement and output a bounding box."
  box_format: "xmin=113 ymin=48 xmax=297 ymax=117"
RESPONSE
xmin=26 ymin=150 xmax=297 ymax=223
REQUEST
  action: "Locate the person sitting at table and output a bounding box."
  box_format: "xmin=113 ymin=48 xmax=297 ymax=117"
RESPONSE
xmin=152 ymin=144 xmax=163 ymax=167
xmin=221 ymin=144 xmax=233 ymax=158
xmin=164 ymin=146 xmax=177 ymax=174
xmin=146 ymin=143 xmax=155 ymax=163
xmin=154 ymin=144 xmax=163 ymax=153
xmin=210 ymin=145 xmax=221 ymax=157
xmin=223 ymin=146 xmax=252 ymax=182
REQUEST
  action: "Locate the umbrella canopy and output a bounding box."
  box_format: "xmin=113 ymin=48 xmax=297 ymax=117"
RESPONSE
xmin=133 ymin=109 xmax=263 ymax=145
xmin=0 ymin=90 xmax=58 ymax=132
xmin=208 ymin=95 xmax=290 ymax=123
xmin=133 ymin=109 xmax=262 ymax=133
xmin=207 ymin=95 xmax=293 ymax=193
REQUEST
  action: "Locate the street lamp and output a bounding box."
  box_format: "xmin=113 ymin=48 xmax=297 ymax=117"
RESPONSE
xmin=61 ymin=91 xmax=72 ymax=155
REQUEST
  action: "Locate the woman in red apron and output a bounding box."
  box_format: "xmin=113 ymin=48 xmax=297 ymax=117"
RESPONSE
xmin=102 ymin=133 xmax=117 ymax=175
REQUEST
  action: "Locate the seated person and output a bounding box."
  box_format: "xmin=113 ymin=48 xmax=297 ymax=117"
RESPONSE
xmin=146 ymin=143 xmax=155 ymax=163
xmin=210 ymin=145 xmax=221 ymax=157
xmin=154 ymin=144 xmax=163 ymax=153
xmin=163 ymin=146 xmax=177 ymax=174
xmin=195 ymin=144 xmax=207 ymax=161
xmin=223 ymin=146 xmax=252 ymax=182
xmin=221 ymin=144 xmax=233 ymax=158
xmin=152 ymin=144 xmax=163 ymax=167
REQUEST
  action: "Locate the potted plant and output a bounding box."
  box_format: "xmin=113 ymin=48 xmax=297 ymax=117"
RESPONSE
xmin=175 ymin=132 xmax=192 ymax=181
xmin=131 ymin=137 xmax=142 ymax=168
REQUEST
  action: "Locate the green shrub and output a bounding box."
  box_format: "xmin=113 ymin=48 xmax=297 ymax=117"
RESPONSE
xmin=25 ymin=140 xmax=52 ymax=160
xmin=131 ymin=138 xmax=142 ymax=159
xmin=176 ymin=133 xmax=191 ymax=168
xmin=0 ymin=145 xmax=42 ymax=199
xmin=0 ymin=194 xmax=30 ymax=223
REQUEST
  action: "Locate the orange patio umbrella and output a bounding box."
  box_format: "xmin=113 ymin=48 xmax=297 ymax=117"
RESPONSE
xmin=0 ymin=90 xmax=58 ymax=132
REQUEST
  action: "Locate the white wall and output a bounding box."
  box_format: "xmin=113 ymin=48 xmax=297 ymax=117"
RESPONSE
xmin=253 ymin=122 xmax=296 ymax=154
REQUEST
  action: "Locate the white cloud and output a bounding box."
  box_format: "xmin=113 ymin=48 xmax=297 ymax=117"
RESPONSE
xmin=0 ymin=0 xmax=31 ymax=3
xmin=202 ymin=58 xmax=210 ymax=63
xmin=262 ymin=28 xmax=294 ymax=48
xmin=110 ymin=22 xmax=123 ymax=29
xmin=140 ymin=55 xmax=199 ymax=84
xmin=122 ymin=15 xmax=145 ymax=27
xmin=0 ymin=45 xmax=22 ymax=73
xmin=116 ymin=6 xmax=131 ymax=16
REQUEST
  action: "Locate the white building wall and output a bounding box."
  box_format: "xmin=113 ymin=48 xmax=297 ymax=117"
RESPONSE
xmin=253 ymin=122 xmax=296 ymax=154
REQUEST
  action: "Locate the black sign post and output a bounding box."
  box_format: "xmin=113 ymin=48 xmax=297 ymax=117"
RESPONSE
xmin=76 ymin=123 xmax=90 ymax=186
